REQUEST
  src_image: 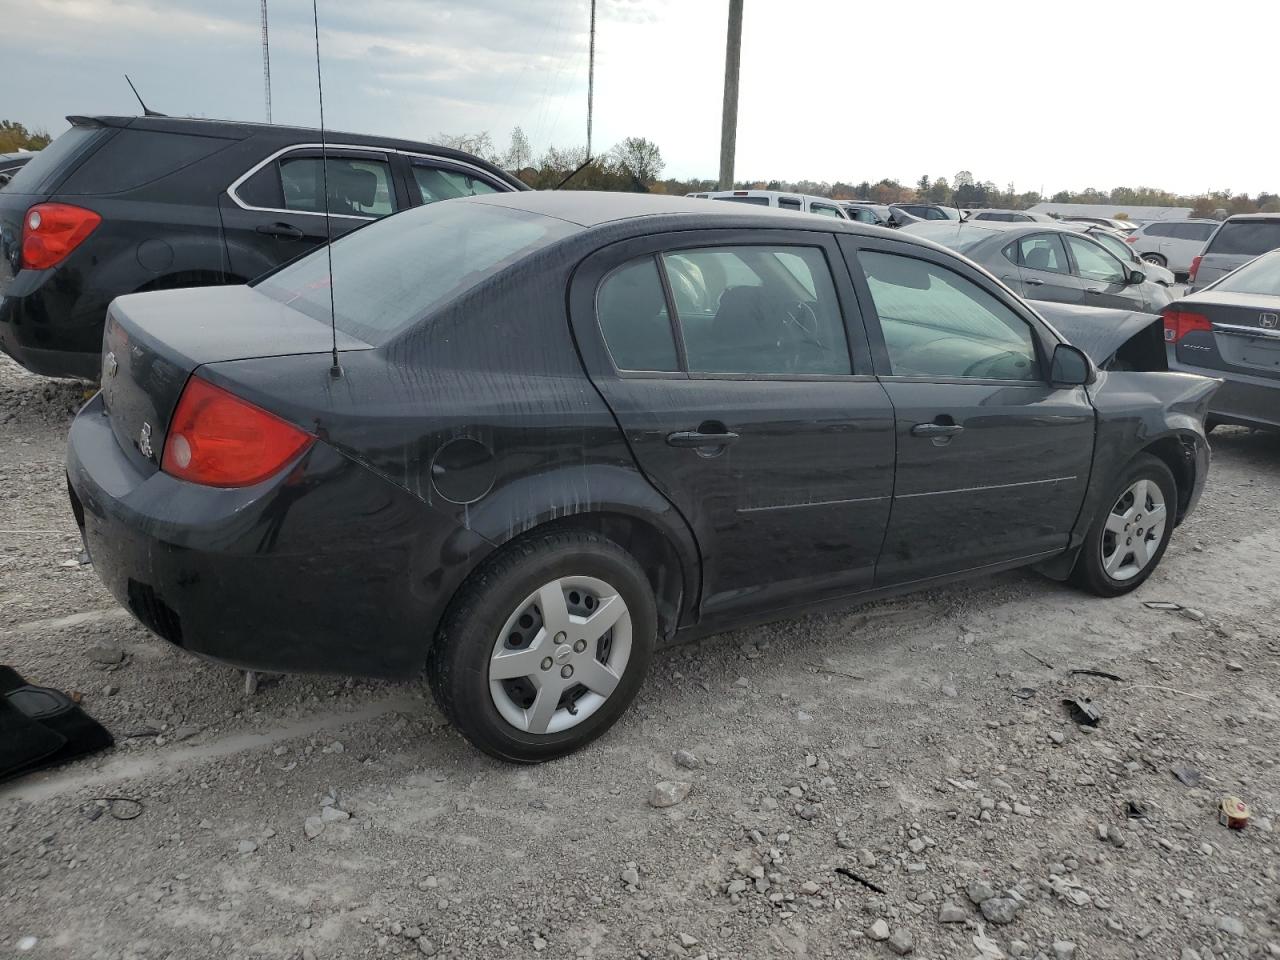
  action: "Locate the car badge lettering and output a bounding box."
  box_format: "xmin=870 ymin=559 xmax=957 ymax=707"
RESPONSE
xmin=1261 ymin=313 xmax=1278 ymax=329
xmin=139 ymin=422 xmax=153 ymax=460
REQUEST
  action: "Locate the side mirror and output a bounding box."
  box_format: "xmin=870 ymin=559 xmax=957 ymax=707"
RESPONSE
xmin=1127 ymin=267 xmax=1146 ymax=285
xmin=1050 ymin=343 xmax=1094 ymax=386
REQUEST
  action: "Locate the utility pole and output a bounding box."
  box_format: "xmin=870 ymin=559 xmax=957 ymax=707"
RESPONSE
xmin=260 ymin=0 xmax=273 ymax=124
xmin=718 ymin=0 xmax=743 ymax=190
xmin=586 ymin=0 xmax=596 ymax=157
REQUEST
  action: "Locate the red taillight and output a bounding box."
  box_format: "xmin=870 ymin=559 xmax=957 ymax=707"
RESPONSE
xmin=21 ymin=203 xmax=102 ymax=270
xmin=1188 ymin=255 xmax=1202 ymax=281
xmin=1162 ymin=309 xmax=1212 ymax=344
xmin=1124 ymin=234 xmax=1138 ymax=243
xmin=161 ymin=376 xmax=313 ymax=487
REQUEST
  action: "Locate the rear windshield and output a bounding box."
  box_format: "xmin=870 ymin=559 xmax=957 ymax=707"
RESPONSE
xmin=255 ymin=200 xmax=580 ymax=344
xmin=1212 ymin=251 xmax=1280 ymax=296
xmin=3 ymin=125 xmax=105 ymax=194
xmin=714 ymin=195 xmax=770 ymax=206
xmin=1207 ymin=220 xmax=1280 ymax=256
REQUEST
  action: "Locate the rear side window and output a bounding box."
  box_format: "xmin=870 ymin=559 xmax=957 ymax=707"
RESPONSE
xmin=4 ymin=125 xmax=105 ymax=194
xmin=810 ymin=203 xmax=841 ymax=218
xmin=1015 ymin=234 xmax=1070 ymax=274
xmin=1143 ymin=223 xmax=1173 ymax=237
xmin=279 ymin=156 xmax=394 ymax=217
xmin=777 ymin=197 xmax=801 ymax=210
xmin=1171 ymin=222 xmax=1216 ymax=241
xmin=255 ymin=201 xmax=580 ymax=344
xmin=412 ymin=164 xmax=501 ymax=204
xmin=1207 ymin=220 xmax=1280 ymax=256
xmin=596 ymin=259 xmax=679 ymax=372
xmin=859 ymin=251 xmax=1038 ymax=381
xmin=661 ymin=245 xmax=851 ymax=376
xmin=57 ymin=129 xmax=235 ymax=195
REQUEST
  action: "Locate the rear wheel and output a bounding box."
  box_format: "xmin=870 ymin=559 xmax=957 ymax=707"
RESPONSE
xmin=428 ymin=530 xmax=656 ymax=763
xmin=1140 ymin=253 xmax=1167 ymax=268
xmin=1071 ymin=454 xmax=1176 ymax=597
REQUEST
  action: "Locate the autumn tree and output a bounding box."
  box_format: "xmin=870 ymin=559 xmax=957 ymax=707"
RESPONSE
xmin=503 ymin=126 xmax=532 ymax=172
xmin=0 ymin=120 xmax=51 ymax=153
xmin=609 ymin=137 xmax=664 ymax=185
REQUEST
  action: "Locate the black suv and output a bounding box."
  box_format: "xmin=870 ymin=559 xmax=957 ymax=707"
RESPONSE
xmin=0 ymin=115 xmax=524 ymax=379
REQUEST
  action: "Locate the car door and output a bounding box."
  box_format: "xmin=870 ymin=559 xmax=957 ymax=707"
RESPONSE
xmin=1062 ymin=233 xmax=1142 ymax=310
xmin=839 ymin=235 xmax=1095 ymax=584
xmin=568 ymin=229 xmax=897 ymax=624
xmin=1004 ymin=232 xmax=1086 ymax=304
xmin=219 ymin=146 xmax=400 ymax=280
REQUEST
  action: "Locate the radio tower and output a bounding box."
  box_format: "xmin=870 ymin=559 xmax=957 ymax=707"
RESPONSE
xmin=260 ymin=0 xmax=273 ymax=123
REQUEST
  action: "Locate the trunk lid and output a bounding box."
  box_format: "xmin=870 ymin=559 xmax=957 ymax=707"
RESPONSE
xmin=101 ymin=285 xmax=371 ymax=475
xmin=1172 ymin=291 xmax=1280 ymax=382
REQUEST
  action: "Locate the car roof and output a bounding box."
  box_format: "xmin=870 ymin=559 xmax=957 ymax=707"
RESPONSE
xmin=697 ymin=189 xmax=840 ymax=203
xmin=1221 ymin=212 xmax=1280 ymax=222
xmin=463 ymin=190 xmax=891 ymax=232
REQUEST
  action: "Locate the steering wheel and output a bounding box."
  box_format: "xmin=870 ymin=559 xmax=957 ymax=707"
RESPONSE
xmin=782 ymin=300 xmax=824 ymax=349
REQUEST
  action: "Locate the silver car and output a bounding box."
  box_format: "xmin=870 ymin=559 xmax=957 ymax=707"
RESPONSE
xmin=1165 ymin=248 xmax=1280 ymax=431
xmin=966 ymin=208 xmax=1057 ymax=223
xmin=1188 ymin=213 xmax=1280 ymax=292
xmin=905 ymin=221 xmax=1172 ymax=313
xmin=1127 ymin=219 xmax=1218 ymax=275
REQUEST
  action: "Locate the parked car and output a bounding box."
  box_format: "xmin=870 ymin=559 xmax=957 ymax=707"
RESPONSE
xmin=67 ymin=192 xmax=1216 ymax=761
xmin=1188 ymin=213 xmax=1280 ymax=291
xmin=840 ymin=200 xmax=893 ymax=225
xmin=1127 ymin=219 xmax=1217 ymax=275
xmin=966 ymin=208 xmax=1057 ymax=223
xmin=888 ymin=203 xmax=960 ymax=226
xmin=1081 ymin=224 xmax=1176 ymax=286
xmin=0 ymin=114 xmax=524 ymax=380
xmin=1061 ymin=216 xmax=1137 ymax=234
xmin=0 ymin=151 xmax=35 ymax=187
xmin=904 ymin=221 xmax=1172 ymax=312
xmin=686 ymin=190 xmax=848 ymax=218
xmin=1164 ymin=248 xmax=1280 ymax=431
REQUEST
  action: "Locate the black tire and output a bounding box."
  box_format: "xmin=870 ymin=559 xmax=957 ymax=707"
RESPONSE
xmin=428 ymin=529 xmax=656 ymax=763
xmin=1071 ymin=453 xmax=1177 ymax=597
xmin=1141 ymin=253 xmax=1167 ymax=268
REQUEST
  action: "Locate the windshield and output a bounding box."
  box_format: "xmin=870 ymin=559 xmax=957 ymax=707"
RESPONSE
xmin=1212 ymin=251 xmax=1280 ymax=296
xmin=1207 ymin=220 xmax=1280 ymax=257
xmin=255 ymin=201 xmax=580 ymax=344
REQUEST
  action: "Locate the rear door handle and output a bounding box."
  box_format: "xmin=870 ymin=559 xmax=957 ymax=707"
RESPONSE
xmin=910 ymin=422 xmax=964 ymax=438
xmin=1024 ymin=277 xmax=1045 ymax=286
xmin=256 ymin=222 xmax=304 ymax=239
xmin=666 ymin=430 xmax=740 ymax=448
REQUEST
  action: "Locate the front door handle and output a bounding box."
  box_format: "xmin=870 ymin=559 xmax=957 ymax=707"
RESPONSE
xmin=667 ymin=429 xmax=740 ymax=448
xmin=910 ymin=422 xmax=964 ymax=438
xmin=1024 ymin=277 xmax=1045 ymax=286
xmin=256 ymin=222 xmax=304 ymax=239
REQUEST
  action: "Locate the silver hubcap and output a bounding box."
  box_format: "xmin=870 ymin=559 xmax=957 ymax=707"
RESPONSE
xmin=1101 ymin=478 xmax=1168 ymax=581
xmin=488 ymin=576 xmax=632 ymax=735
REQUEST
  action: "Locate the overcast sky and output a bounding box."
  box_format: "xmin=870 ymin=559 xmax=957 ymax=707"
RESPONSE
xmin=4 ymin=0 xmax=1278 ymax=195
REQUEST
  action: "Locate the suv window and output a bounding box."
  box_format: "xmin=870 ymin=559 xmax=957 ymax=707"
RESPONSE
xmin=662 ymin=245 xmax=851 ymax=376
xmin=1143 ymin=223 xmax=1174 ymax=238
xmin=412 ymin=163 xmax=500 ymax=204
xmin=278 ymin=155 xmax=395 ymax=217
xmin=4 ymin=125 xmax=105 ymax=194
xmin=58 ymin=129 xmax=235 ymax=195
xmin=1207 ymin=220 xmax=1280 ymax=256
xmin=859 ymin=251 xmax=1039 ymax=381
xmin=714 ymin=195 xmax=770 ymax=206
xmin=810 ymin=203 xmax=841 ymax=218
xmin=1170 ymin=222 xmax=1216 ymax=241
xmin=1013 ymin=234 xmax=1070 ymax=274
xmin=1064 ymin=235 xmax=1126 ymax=283
xmin=777 ymin=197 xmax=802 ymax=210
xmin=596 ymin=258 xmax=679 ymax=372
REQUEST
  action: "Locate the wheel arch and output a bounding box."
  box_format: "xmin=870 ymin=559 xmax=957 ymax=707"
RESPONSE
xmin=135 ymin=268 xmax=248 ymax=293
xmin=1138 ymin=433 xmax=1199 ymax=522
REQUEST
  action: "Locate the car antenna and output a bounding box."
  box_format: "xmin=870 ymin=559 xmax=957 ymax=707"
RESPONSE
xmin=554 ymin=0 xmax=596 ymax=191
xmin=124 ymin=75 xmax=167 ymax=117
xmin=310 ymin=0 xmax=341 ymax=379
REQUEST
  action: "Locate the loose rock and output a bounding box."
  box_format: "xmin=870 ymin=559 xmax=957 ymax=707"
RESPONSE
xmin=650 ymin=781 xmax=692 ymax=808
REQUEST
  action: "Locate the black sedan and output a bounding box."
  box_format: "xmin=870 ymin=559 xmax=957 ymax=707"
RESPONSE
xmin=67 ymin=193 xmax=1218 ymax=762
xmin=1165 ymin=248 xmax=1280 ymax=431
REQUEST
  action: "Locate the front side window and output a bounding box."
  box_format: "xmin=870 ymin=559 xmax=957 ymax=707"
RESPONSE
xmin=278 ymin=155 xmax=395 ymax=217
xmin=661 ymin=245 xmax=851 ymax=376
xmin=596 ymin=258 xmax=679 ymax=372
xmin=859 ymin=251 xmax=1039 ymax=381
xmin=412 ymin=164 xmax=500 ymax=204
xmin=1064 ymin=235 xmax=1126 ymax=283
xmin=1014 ymin=233 xmax=1070 ymax=274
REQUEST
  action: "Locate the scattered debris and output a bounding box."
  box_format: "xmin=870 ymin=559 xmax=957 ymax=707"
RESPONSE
xmin=835 ymin=866 xmax=886 ymax=894
xmin=1012 ymin=686 xmax=1036 ymax=700
xmin=1142 ymin=600 xmax=1181 ymax=610
xmin=867 ymin=919 xmax=890 ymax=941
xmin=1219 ymin=796 xmax=1250 ymax=830
xmin=1069 ymin=668 xmax=1125 ymax=682
xmin=650 ymin=780 xmax=692 ymax=808
xmin=887 ymin=929 xmax=914 ymax=955
xmin=87 ymin=797 xmax=143 ymax=821
xmin=672 ymin=749 xmax=701 ymax=770
xmin=1021 ymin=648 xmax=1054 ymax=669
xmin=1171 ymin=765 xmax=1202 ymax=787
xmin=1062 ymin=697 xmax=1101 ymax=726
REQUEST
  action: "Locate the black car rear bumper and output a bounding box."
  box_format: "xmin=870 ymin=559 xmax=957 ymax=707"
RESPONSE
xmin=66 ymin=393 xmax=493 ymax=678
xmin=0 ymin=272 xmax=106 ymax=380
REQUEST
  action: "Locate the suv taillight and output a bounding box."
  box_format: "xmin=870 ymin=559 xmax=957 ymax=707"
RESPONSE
xmin=1124 ymin=233 xmax=1138 ymax=243
xmin=21 ymin=203 xmax=102 ymax=270
xmin=161 ymin=376 xmax=313 ymax=487
xmin=1163 ymin=309 xmax=1212 ymax=344
xmin=1188 ymin=255 xmax=1203 ymax=282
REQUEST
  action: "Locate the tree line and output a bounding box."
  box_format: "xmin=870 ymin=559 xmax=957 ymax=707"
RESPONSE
xmin=0 ymin=120 xmax=51 ymax=153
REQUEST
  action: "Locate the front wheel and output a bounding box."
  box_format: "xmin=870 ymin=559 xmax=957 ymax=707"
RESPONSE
xmin=1071 ymin=454 xmax=1177 ymax=597
xmin=428 ymin=530 xmax=656 ymax=763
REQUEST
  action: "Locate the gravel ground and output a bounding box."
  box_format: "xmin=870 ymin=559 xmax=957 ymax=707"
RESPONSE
xmin=1 ymin=353 xmax=1278 ymax=960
